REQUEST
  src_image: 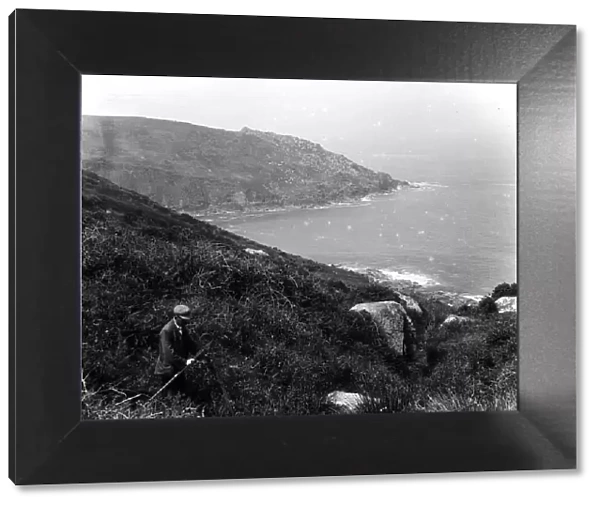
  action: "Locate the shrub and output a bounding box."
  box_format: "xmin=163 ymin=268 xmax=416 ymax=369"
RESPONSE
xmin=491 ymin=282 xmax=517 ymax=300
xmin=456 ymin=303 xmax=477 ymax=316
xmin=478 ymin=296 xmax=498 ymax=314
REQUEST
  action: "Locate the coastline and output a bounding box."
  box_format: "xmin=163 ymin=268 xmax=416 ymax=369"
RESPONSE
xmin=187 ymin=181 xmax=421 ymax=222
xmin=336 ymin=264 xmax=485 ymax=308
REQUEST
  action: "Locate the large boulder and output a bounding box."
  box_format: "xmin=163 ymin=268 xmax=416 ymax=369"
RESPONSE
xmin=244 ymin=248 xmax=268 ymax=256
xmin=495 ymin=296 xmax=517 ymax=313
xmin=441 ymin=315 xmax=473 ymax=327
xmin=350 ymin=301 xmax=415 ymax=355
xmin=324 ymin=391 xmax=371 ymax=414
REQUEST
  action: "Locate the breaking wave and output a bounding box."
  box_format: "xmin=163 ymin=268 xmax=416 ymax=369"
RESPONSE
xmin=338 ymin=265 xmax=487 ymax=306
xmin=411 ymin=181 xmax=449 ymax=190
xmin=339 ymin=264 xmax=440 ymax=288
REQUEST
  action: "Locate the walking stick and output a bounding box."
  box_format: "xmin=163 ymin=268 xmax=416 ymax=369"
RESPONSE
xmin=146 ymin=348 xmax=207 ymax=404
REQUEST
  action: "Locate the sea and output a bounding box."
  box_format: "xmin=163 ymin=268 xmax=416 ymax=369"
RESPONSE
xmin=209 ymin=157 xmax=517 ymax=299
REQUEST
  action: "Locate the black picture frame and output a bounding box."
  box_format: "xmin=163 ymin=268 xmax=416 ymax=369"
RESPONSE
xmin=9 ymin=9 xmax=577 ymax=485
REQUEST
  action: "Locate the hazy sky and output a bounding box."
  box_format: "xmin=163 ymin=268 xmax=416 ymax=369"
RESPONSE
xmin=83 ymin=76 xmax=516 ymax=183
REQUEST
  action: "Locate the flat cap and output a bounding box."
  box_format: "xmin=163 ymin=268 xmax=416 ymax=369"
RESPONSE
xmin=173 ymin=304 xmax=191 ymax=320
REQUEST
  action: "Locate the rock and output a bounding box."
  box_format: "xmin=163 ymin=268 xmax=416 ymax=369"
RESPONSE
xmin=350 ymin=301 xmax=414 ymax=354
xmin=232 ymin=191 xmax=247 ymax=206
xmin=495 ymin=296 xmax=517 ymax=313
xmin=244 ymin=248 xmax=268 ymax=256
xmin=324 ymin=391 xmax=371 ymax=414
xmin=441 ymin=315 xmax=473 ymax=327
xmin=395 ymin=292 xmax=423 ymax=319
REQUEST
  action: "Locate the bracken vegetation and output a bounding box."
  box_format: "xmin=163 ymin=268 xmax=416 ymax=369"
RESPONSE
xmin=82 ymin=171 xmax=517 ymax=419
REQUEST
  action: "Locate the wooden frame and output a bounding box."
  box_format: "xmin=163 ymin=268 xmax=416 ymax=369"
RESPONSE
xmin=9 ymin=9 xmax=577 ymax=485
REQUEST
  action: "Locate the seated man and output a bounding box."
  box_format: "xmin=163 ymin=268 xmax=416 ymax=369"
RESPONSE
xmin=154 ymin=304 xmax=199 ymax=396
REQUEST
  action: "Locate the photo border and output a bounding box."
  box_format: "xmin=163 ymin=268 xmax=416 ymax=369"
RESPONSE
xmin=9 ymin=9 xmax=577 ymax=485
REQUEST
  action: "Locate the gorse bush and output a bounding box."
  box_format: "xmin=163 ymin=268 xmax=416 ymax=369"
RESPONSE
xmin=478 ymin=296 xmax=498 ymax=314
xmin=82 ymin=171 xmax=517 ymax=418
xmin=491 ymin=282 xmax=518 ymax=300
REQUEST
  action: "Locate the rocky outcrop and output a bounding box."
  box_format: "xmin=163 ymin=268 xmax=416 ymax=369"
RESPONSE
xmin=495 ymin=296 xmax=517 ymax=313
xmin=244 ymin=248 xmax=268 ymax=256
xmin=324 ymin=391 xmax=371 ymax=414
xmin=350 ymin=301 xmax=415 ymax=355
xmin=441 ymin=315 xmax=474 ymax=327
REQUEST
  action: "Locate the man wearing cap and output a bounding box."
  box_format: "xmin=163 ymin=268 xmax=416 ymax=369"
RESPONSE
xmin=154 ymin=305 xmax=199 ymax=395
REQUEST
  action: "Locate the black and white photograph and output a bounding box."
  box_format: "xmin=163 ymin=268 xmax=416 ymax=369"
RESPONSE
xmin=81 ymin=76 xmax=517 ymax=419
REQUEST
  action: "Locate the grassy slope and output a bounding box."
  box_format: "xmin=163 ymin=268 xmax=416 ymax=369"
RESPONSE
xmin=82 ymin=171 xmax=516 ymax=419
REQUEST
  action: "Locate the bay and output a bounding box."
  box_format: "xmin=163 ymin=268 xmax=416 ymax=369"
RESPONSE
xmin=211 ymin=177 xmax=517 ymax=297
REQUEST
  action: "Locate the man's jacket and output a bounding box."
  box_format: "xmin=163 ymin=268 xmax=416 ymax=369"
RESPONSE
xmin=154 ymin=319 xmax=198 ymax=376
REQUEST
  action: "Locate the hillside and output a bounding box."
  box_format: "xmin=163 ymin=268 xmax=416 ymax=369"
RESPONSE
xmin=81 ymin=116 xmax=409 ymax=214
xmin=82 ymin=171 xmax=517 ymax=418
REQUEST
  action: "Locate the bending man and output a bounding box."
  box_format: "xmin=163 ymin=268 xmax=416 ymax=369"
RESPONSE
xmin=154 ymin=304 xmax=199 ymax=396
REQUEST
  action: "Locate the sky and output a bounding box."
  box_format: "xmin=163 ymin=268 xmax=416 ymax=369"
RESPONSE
xmin=82 ymin=76 xmax=516 ymax=183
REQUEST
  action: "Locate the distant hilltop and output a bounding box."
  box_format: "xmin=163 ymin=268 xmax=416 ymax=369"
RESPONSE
xmin=81 ymin=116 xmax=411 ymax=213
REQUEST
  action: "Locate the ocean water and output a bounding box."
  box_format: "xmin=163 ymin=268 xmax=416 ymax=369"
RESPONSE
xmin=211 ymin=168 xmax=516 ymax=297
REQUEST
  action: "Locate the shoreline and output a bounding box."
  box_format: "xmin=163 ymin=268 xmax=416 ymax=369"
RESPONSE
xmin=186 ymin=181 xmax=423 ymax=222
xmin=336 ymin=264 xmax=485 ymax=308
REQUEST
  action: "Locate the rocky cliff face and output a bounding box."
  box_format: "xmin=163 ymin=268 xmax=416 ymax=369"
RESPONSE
xmin=81 ymin=116 xmax=406 ymax=213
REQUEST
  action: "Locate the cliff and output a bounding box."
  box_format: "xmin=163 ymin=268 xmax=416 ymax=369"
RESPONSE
xmin=81 ymin=116 xmax=408 ymax=214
